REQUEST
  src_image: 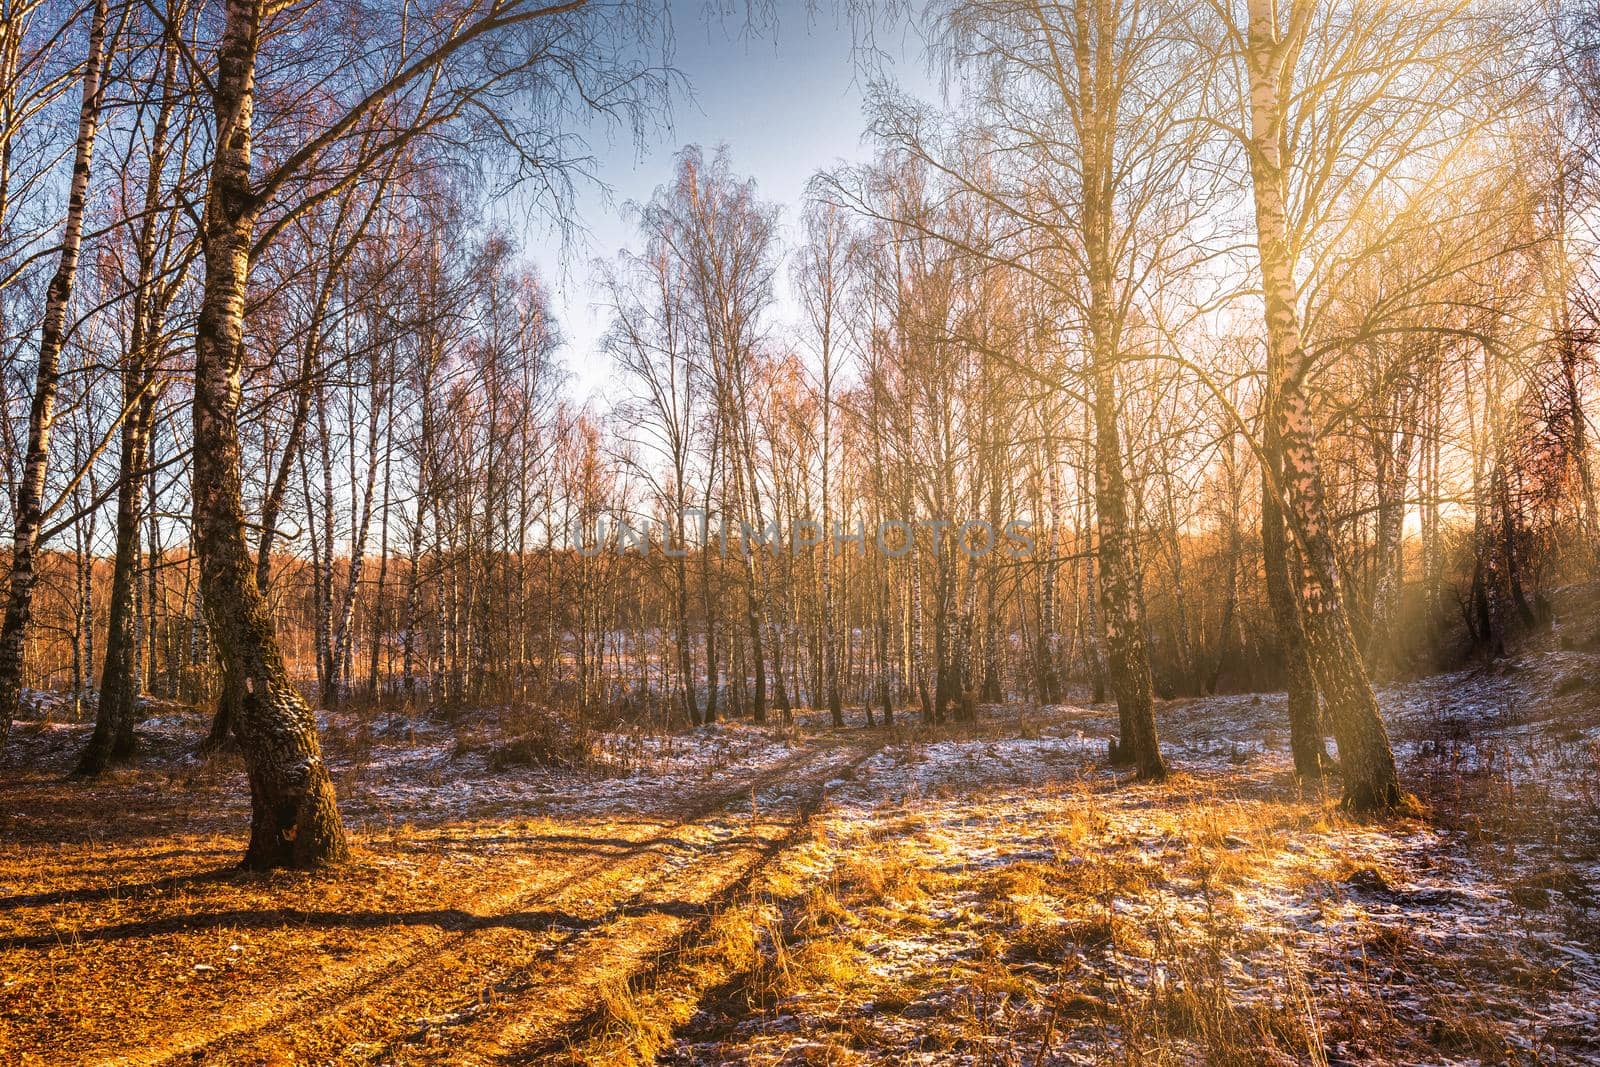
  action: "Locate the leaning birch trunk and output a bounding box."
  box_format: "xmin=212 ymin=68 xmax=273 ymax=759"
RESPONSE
xmin=80 ymin=349 xmax=151 ymax=773
xmin=202 ymin=308 xmax=323 ymax=753
xmin=191 ymin=0 xmax=346 ymax=868
xmin=1245 ymin=0 xmax=1398 ymax=811
xmin=0 ymin=0 xmax=111 ymax=742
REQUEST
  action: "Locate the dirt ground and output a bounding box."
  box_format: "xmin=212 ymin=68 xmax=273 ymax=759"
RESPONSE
xmin=3 ymin=591 xmax=1599 ymax=1065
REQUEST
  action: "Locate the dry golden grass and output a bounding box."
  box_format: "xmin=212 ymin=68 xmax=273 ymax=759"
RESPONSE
xmin=644 ymin=728 xmax=1598 ymax=1066
xmin=6 ymin=689 xmax=1599 ymax=1065
xmin=0 ymin=716 xmax=878 ymax=1066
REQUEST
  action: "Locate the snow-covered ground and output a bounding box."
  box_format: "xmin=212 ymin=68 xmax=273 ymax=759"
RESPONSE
xmin=334 ymin=716 xmax=807 ymax=823
xmin=664 ymin=651 xmax=1600 ymax=1065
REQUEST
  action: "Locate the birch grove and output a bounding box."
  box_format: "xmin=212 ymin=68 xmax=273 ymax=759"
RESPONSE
xmin=0 ymin=0 xmax=1594 ymax=865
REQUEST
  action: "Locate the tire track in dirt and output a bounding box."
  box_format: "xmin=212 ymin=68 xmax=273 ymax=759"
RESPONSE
xmin=130 ymin=740 xmax=858 ymax=1067
xmin=372 ymin=739 xmax=880 ymax=1066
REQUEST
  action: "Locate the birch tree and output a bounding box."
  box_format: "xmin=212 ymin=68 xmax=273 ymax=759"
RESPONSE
xmin=1204 ymin=0 xmax=1501 ymax=808
xmin=186 ymin=0 xmax=665 ymax=867
xmin=0 ymin=0 xmax=113 ymax=741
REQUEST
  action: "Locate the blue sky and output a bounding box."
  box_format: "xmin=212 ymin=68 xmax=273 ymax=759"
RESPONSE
xmin=521 ymin=1 xmax=936 ymax=400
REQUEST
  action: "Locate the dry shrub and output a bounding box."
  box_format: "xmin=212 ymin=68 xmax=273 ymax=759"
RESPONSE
xmin=485 ymin=705 xmax=597 ymax=771
xmin=788 ymin=1034 xmax=866 ymax=1065
xmin=1555 ymin=672 xmax=1590 ymax=697
xmin=1509 ymin=863 xmax=1592 ymax=910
